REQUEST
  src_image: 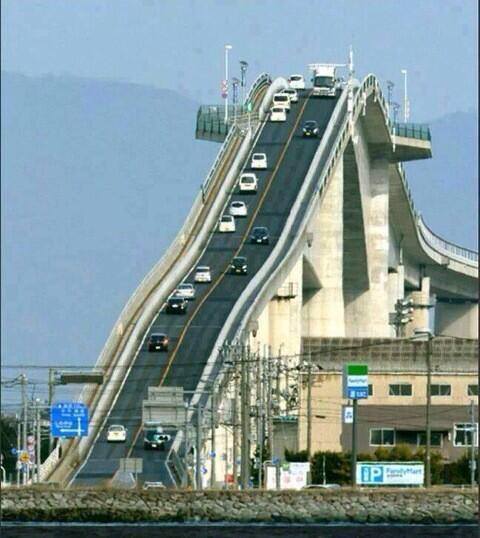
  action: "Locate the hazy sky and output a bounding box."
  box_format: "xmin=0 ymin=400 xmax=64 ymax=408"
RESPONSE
xmin=2 ymin=0 xmax=478 ymax=121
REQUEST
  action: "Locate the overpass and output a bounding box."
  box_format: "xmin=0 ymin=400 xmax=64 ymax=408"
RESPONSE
xmin=44 ymin=69 xmax=478 ymax=488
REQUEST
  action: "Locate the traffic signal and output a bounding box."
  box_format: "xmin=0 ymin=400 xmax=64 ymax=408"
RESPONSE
xmin=394 ymin=297 xmax=414 ymax=325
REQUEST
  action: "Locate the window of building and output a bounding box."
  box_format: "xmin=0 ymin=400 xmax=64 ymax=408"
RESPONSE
xmin=395 ymin=430 xmax=418 ymax=445
xmin=453 ymin=423 xmax=479 ymax=447
xmin=467 ymin=385 xmax=478 ymax=396
xmin=430 ymin=384 xmax=451 ymax=396
xmin=368 ymin=384 xmax=373 ymax=396
xmin=418 ymin=431 xmax=443 ymax=447
xmin=389 ymin=383 xmax=412 ymax=396
xmin=370 ymin=428 xmax=395 ymax=446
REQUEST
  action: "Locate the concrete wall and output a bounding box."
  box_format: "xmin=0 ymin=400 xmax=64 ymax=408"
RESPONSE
xmin=435 ymin=302 xmax=479 ymax=338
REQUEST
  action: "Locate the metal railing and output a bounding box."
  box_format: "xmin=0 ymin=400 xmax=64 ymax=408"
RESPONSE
xmin=392 ymin=122 xmax=431 ymax=141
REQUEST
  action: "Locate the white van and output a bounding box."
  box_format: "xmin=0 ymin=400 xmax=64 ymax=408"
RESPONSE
xmin=272 ymin=92 xmax=291 ymax=112
xmin=270 ymin=107 xmax=287 ymax=122
xmin=238 ymin=173 xmax=258 ymax=193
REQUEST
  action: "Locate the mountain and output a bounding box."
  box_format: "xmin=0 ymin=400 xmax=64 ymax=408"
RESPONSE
xmin=1 ymin=72 xmax=218 ymax=389
xmin=405 ymin=110 xmax=478 ymax=250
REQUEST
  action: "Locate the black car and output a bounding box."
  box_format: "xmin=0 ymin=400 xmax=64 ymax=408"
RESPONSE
xmin=147 ymin=333 xmax=169 ymax=352
xmin=250 ymin=226 xmax=270 ymax=245
xmin=230 ymin=256 xmax=248 ymax=275
xmin=302 ymin=120 xmax=319 ymax=137
xmin=143 ymin=426 xmax=171 ymax=450
xmin=166 ymin=296 xmax=187 ymax=314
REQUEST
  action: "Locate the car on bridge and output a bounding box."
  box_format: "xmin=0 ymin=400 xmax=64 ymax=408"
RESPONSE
xmin=147 ymin=333 xmax=169 ymax=352
xmin=250 ymin=152 xmax=267 ymax=169
xmin=270 ymin=106 xmax=287 ymax=122
xmin=230 ymin=256 xmax=248 ymax=275
xmin=107 ymin=424 xmax=127 ymax=443
xmin=281 ymin=88 xmax=299 ymax=103
xmin=229 ymin=201 xmax=248 ymax=217
xmin=302 ymin=120 xmax=319 ymax=137
xmin=288 ymin=74 xmax=305 ymax=89
xmin=174 ymin=282 xmax=196 ymax=300
xmin=250 ymin=226 xmax=270 ymax=245
xmin=194 ymin=265 xmax=212 ymax=283
xmin=218 ymin=214 xmax=236 ymax=233
xmin=143 ymin=422 xmax=171 ymax=450
xmin=238 ymin=173 xmax=258 ymax=193
xmin=272 ymin=92 xmax=291 ymax=112
xmin=166 ymin=296 xmax=187 ymax=314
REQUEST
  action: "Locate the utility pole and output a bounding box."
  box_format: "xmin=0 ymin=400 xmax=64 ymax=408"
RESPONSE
xmin=351 ymin=398 xmax=358 ymax=487
xmin=470 ymin=400 xmax=476 ymax=488
xmin=240 ymin=344 xmax=250 ymax=489
xmin=21 ymin=374 xmax=28 ymax=485
xmin=425 ymin=337 xmax=432 ymax=488
xmin=48 ymin=369 xmax=55 ymax=453
xmin=210 ymin=393 xmax=216 ymax=488
xmin=256 ymin=349 xmax=263 ymax=489
xmin=267 ymin=346 xmax=274 ymax=459
xmin=16 ymin=414 xmax=20 ymax=486
xmin=232 ymin=347 xmax=239 ymax=488
xmin=307 ymin=362 xmax=313 ymax=459
xmin=183 ymin=401 xmax=189 ymax=487
xmin=196 ymin=406 xmax=203 ymax=490
xmin=35 ymin=401 xmax=41 ymax=483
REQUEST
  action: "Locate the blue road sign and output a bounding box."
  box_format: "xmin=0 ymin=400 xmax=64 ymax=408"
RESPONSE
xmin=10 ymin=448 xmax=17 ymax=456
xmin=51 ymin=401 xmax=89 ymax=438
xmin=347 ymin=387 xmax=368 ymax=399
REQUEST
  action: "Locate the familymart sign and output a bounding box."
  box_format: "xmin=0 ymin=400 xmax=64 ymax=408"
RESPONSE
xmin=343 ymin=364 xmax=368 ymax=400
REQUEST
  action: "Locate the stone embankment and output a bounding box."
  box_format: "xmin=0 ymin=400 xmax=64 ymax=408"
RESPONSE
xmin=1 ymin=488 xmax=477 ymax=524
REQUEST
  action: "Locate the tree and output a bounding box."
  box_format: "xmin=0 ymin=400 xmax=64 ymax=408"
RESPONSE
xmin=0 ymin=414 xmax=19 ymax=479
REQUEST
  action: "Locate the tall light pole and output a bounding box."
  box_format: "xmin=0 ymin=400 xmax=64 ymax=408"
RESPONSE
xmin=224 ymin=44 xmax=232 ymax=125
xmin=232 ymin=77 xmax=240 ymax=124
xmin=401 ymin=69 xmax=409 ymax=122
xmin=411 ymin=328 xmax=433 ymax=488
xmin=240 ymin=60 xmax=248 ymax=106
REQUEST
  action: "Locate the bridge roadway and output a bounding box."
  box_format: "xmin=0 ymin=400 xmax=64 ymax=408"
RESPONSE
xmin=74 ymin=89 xmax=340 ymax=486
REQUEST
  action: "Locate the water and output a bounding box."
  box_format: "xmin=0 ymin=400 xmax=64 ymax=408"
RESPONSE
xmin=0 ymin=523 xmax=477 ymax=538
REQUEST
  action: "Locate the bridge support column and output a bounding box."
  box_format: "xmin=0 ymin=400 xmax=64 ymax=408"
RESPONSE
xmin=407 ymin=276 xmax=431 ymax=336
xmin=303 ymin=159 xmax=345 ymax=337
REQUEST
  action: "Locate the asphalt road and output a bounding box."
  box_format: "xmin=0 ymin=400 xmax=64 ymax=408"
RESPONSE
xmin=74 ymin=90 xmax=340 ymax=487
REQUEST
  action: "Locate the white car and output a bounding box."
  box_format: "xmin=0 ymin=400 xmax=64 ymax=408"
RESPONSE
xmin=288 ymin=74 xmax=305 ymax=90
xmin=238 ymin=173 xmax=258 ymax=193
xmin=107 ymin=425 xmax=127 ymax=443
xmin=218 ymin=214 xmax=236 ymax=233
xmin=270 ymin=106 xmax=287 ymax=122
xmin=272 ymin=92 xmax=291 ymax=112
xmin=251 ymin=153 xmax=267 ymax=169
xmin=194 ymin=266 xmax=212 ymax=283
xmin=229 ymin=200 xmax=248 ymax=217
xmin=281 ymin=88 xmax=298 ymax=103
xmin=174 ymin=282 xmax=196 ymax=300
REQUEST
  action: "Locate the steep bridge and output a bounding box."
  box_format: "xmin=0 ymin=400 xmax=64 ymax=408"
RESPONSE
xmin=44 ymin=71 xmax=477 ymax=488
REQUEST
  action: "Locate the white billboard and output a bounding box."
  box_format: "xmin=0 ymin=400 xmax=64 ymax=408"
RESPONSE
xmin=357 ymin=462 xmax=424 ymax=485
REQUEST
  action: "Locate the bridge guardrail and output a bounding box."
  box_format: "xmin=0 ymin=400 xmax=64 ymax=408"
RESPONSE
xmin=201 ymin=73 xmax=270 ymax=193
xmin=392 ymin=122 xmax=431 ymax=141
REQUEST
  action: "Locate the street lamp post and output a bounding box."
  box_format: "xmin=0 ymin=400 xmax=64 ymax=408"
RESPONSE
xmin=224 ymin=45 xmax=233 ymax=125
xmin=240 ymin=60 xmax=248 ymax=106
xmin=401 ymin=69 xmax=409 ymax=122
xmin=411 ymin=328 xmax=433 ymax=488
xmin=232 ymin=78 xmax=240 ymax=124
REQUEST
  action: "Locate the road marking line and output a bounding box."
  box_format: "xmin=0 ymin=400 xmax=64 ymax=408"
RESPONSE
xmin=159 ymin=92 xmax=312 ymax=386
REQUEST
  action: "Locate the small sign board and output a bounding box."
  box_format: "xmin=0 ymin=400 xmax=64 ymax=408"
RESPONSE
xmin=51 ymin=402 xmax=89 ymax=437
xmin=18 ymin=451 xmax=30 ymax=464
xmin=119 ymin=458 xmax=143 ymax=474
xmin=356 ymin=462 xmax=424 ymax=486
xmin=343 ymin=364 xmax=368 ymax=399
xmin=343 ymin=406 xmax=354 ymax=424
